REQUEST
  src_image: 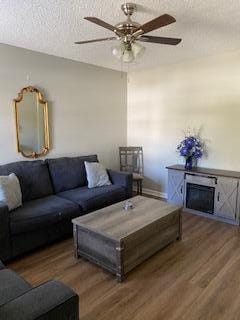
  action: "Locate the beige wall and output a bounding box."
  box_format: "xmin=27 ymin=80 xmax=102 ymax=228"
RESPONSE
xmin=0 ymin=44 xmax=127 ymax=169
xmin=2 ymin=43 xmax=240 ymax=195
xmin=128 ymin=50 xmax=240 ymax=196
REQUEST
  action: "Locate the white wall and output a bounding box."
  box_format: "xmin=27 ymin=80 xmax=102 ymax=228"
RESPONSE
xmin=0 ymin=44 xmax=127 ymax=169
xmin=128 ymin=50 xmax=240 ymax=195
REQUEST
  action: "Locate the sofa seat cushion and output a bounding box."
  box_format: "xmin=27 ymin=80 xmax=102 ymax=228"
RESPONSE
xmin=58 ymin=185 xmax=126 ymax=212
xmin=10 ymin=195 xmax=80 ymax=235
xmin=0 ymin=269 xmax=31 ymax=306
xmin=47 ymin=155 xmax=98 ymax=193
xmin=0 ymin=160 xmax=53 ymax=202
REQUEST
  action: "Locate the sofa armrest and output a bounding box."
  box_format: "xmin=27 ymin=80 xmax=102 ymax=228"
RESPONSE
xmin=0 ymin=280 xmax=79 ymax=320
xmin=107 ymin=169 xmax=133 ymax=198
xmin=0 ymin=260 xmax=5 ymax=269
xmin=0 ymin=201 xmax=11 ymax=261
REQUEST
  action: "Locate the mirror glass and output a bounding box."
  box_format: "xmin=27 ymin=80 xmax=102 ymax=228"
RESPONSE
xmin=14 ymin=87 xmax=49 ymax=158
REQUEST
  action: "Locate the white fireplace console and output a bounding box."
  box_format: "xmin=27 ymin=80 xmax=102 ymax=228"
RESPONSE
xmin=166 ymin=165 xmax=240 ymax=225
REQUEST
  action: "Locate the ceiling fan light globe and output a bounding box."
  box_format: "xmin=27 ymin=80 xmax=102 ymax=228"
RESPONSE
xmin=112 ymin=43 xmax=125 ymax=59
xmin=122 ymin=48 xmax=134 ymax=63
xmin=132 ymin=42 xmax=146 ymax=59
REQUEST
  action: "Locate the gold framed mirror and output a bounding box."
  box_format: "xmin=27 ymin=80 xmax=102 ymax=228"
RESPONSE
xmin=13 ymin=86 xmax=50 ymax=158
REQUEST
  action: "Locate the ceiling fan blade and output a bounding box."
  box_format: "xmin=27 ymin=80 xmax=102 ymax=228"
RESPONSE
xmin=139 ymin=35 xmax=182 ymax=45
xmin=84 ymin=17 xmax=120 ymax=33
xmin=75 ymin=37 xmax=116 ymax=44
xmin=134 ymin=14 xmax=176 ymax=35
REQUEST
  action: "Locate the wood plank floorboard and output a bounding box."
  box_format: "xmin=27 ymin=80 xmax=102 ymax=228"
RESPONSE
xmin=8 ymin=212 xmax=240 ymax=320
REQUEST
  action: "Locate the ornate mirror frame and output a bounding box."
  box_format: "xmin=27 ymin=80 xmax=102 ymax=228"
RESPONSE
xmin=13 ymin=86 xmax=50 ymax=158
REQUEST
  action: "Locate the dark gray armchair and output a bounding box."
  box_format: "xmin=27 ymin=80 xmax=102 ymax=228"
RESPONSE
xmin=0 ymin=260 xmax=79 ymax=320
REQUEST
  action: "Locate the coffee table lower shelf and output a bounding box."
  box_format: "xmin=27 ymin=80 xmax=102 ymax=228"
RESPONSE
xmin=73 ymin=209 xmax=181 ymax=282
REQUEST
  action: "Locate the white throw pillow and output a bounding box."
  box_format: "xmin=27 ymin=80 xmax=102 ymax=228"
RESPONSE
xmin=0 ymin=173 xmax=22 ymax=211
xmin=84 ymin=161 xmax=112 ymax=188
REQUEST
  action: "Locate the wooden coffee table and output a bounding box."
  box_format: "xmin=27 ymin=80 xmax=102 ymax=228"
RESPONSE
xmin=72 ymin=196 xmax=182 ymax=282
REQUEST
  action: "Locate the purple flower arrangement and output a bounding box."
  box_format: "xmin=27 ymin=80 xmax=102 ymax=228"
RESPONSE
xmin=177 ymin=135 xmax=203 ymax=169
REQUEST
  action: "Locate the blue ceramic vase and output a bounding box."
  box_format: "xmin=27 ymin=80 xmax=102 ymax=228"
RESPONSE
xmin=185 ymin=156 xmax=193 ymax=170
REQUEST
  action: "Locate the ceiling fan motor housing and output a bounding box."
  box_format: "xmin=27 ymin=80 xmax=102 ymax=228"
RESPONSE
xmin=116 ymin=3 xmax=140 ymax=36
xmin=115 ymin=20 xmax=140 ymax=35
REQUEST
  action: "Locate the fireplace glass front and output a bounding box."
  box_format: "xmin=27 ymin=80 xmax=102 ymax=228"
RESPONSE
xmin=186 ymin=183 xmax=215 ymax=214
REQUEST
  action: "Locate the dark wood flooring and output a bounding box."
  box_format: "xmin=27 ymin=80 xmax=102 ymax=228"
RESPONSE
xmin=8 ymin=212 xmax=240 ymax=320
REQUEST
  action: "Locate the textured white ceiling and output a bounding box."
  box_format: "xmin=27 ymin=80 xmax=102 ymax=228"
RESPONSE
xmin=0 ymin=0 xmax=240 ymax=71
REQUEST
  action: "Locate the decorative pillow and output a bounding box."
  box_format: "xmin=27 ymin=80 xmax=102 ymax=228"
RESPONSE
xmin=0 ymin=173 xmax=22 ymax=211
xmin=84 ymin=161 xmax=112 ymax=188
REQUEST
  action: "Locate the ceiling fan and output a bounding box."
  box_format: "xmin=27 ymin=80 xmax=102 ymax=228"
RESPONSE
xmin=75 ymin=2 xmax=182 ymax=63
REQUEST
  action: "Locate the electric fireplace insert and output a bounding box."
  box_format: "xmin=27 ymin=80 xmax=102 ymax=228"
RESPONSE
xmin=186 ymin=182 xmax=215 ymax=214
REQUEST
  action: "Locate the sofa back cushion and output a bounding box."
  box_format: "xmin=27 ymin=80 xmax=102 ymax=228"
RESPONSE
xmin=0 ymin=161 xmax=53 ymax=202
xmin=47 ymin=155 xmax=98 ymax=193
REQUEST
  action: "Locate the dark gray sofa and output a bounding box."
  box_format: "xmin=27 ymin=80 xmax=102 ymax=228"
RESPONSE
xmin=0 ymin=155 xmax=132 ymax=262
xmin=0 ymin=260 xmax=79 ymax=319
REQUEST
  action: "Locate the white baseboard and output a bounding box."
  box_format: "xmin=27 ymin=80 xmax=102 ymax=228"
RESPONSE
xmin=133 ymin=187 xmax=167 ymax=199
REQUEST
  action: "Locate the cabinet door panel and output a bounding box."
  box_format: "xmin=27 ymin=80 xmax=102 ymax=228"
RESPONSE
xmin=214 ymin=177 xmax=238 ymax=220
xmin=168 ymin=170 xmax=184 ymax=205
